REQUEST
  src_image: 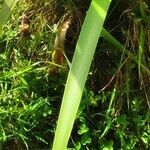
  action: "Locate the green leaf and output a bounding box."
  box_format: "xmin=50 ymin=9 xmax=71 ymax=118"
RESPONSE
xmin=78 ymin=124 xmax=89 ymax=135
xmin=52 ymin=0 xmax=112 ymax=149
xmin=117 ymin=114 xmax=128 ymax=127
xmin=81 ymin=134 xmax=91 ymax=146
xmin=102 ymin=140 xmax=113 ymax=150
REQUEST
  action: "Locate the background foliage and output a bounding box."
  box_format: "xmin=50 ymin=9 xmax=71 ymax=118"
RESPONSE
xmin=0 ymin=0 xmax=149 ymax=149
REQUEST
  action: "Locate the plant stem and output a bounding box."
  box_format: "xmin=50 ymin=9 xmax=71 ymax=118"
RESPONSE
xmin=101 ymin=28 xmax=150 ymax=74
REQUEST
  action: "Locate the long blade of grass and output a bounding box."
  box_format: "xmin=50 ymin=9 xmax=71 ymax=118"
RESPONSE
xmin=52 ymin=0 xmax=112 ymax=149
xmin=0 ymin=0 xmax=18 ymax=34
xmin=138 ymin=25 xmax=145 ymax=79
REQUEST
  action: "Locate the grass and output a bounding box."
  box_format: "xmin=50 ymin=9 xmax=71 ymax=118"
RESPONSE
xmin=0 ymin=0 xmax=150 ymax=149
xmin=52 ymin=0 xmax=112 ymax=149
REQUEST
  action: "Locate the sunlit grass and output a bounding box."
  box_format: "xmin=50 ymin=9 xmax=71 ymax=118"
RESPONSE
xmin=0 ymin=0 xmax=18 ymax=34
xmin=52 ymin=0 xmax=112 ymax=149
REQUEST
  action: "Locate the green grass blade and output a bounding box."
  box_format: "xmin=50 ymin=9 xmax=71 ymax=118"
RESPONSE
xmin=0 ymin=0 xmax=18 ymax=34
xmin=52 ymin=0 xmax=112 ymax=149
xmin=101 ymin=28 xmax=150 ymax=74
xmin=138 ymin=25 xmax=145 ymax=79
xmin=0 ymin=1 xmax=19 ymax=148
